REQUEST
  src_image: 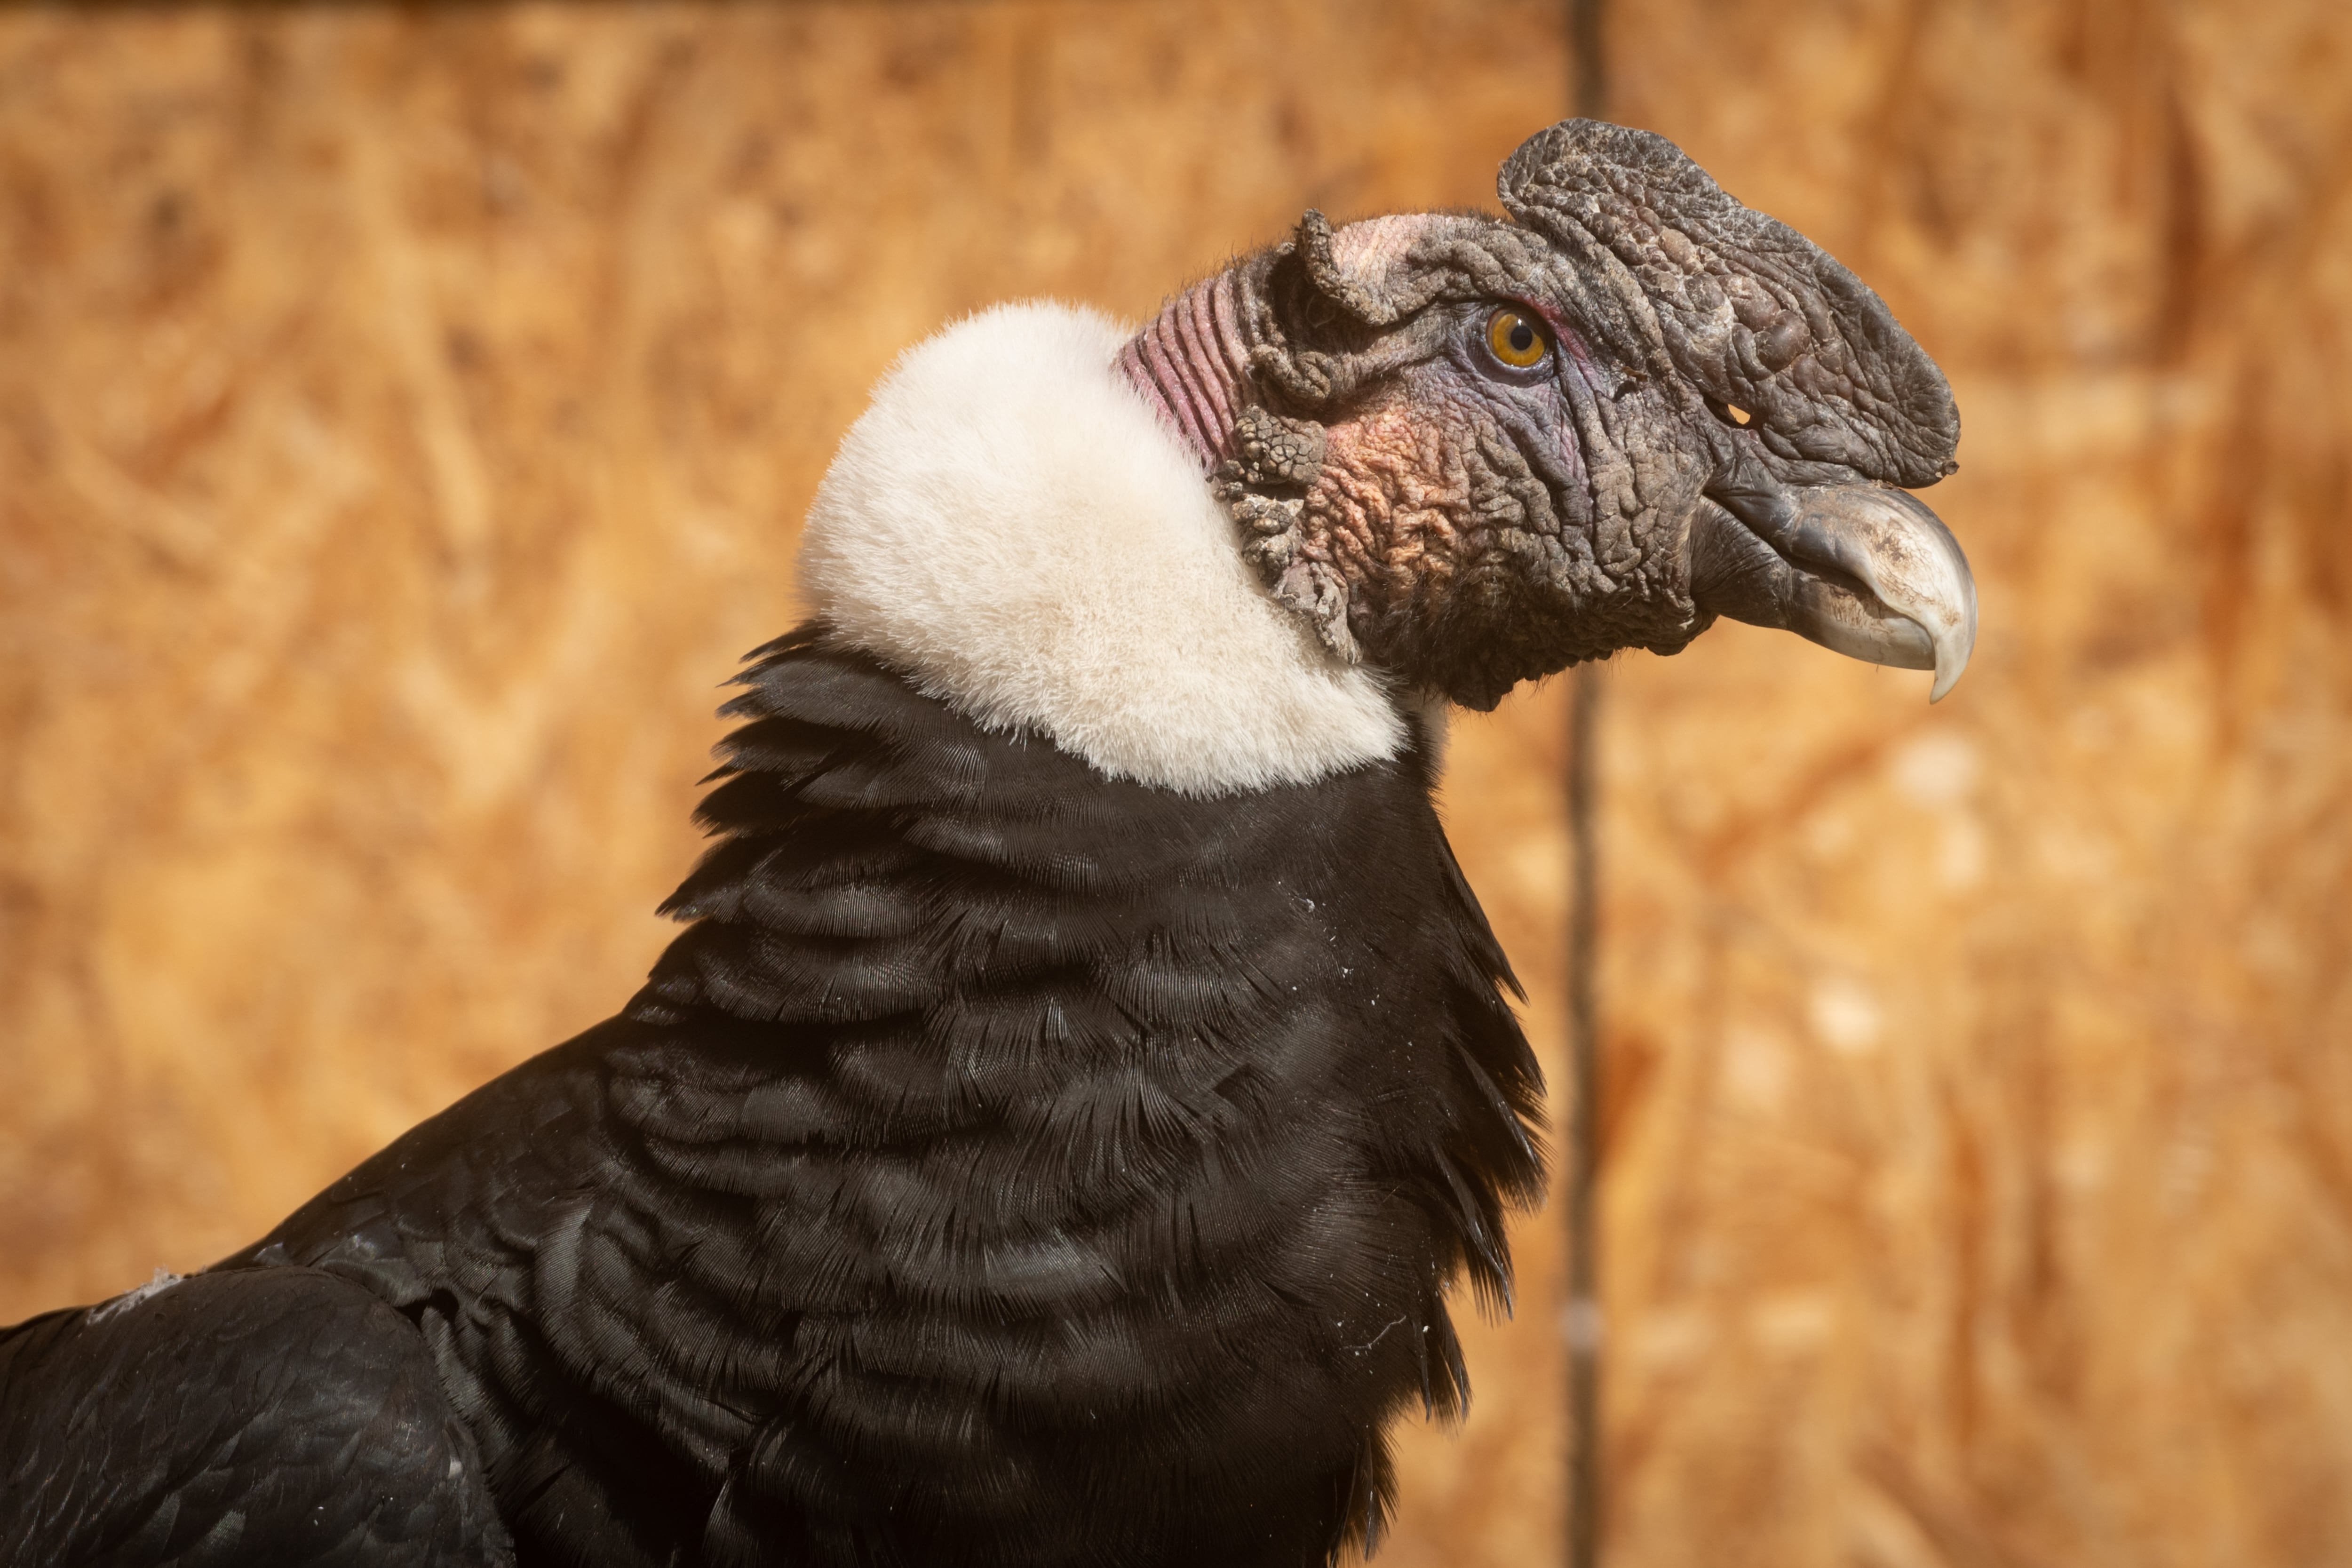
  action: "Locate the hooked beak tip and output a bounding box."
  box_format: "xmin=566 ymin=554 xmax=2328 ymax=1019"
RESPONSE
xmin=1690 ymin=480 xmax=1978 ymax=703
xmin=1794 ymin=483 xmax=1977 ymax=704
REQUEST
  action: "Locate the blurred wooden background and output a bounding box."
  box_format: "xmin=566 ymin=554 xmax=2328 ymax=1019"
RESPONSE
xmin=4 ymin=1 xmax=2351 ymax=1563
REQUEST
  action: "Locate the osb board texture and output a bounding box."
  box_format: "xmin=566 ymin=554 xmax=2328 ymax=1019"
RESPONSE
xmin=0 ymin=2 xmax=2348 ymax=1566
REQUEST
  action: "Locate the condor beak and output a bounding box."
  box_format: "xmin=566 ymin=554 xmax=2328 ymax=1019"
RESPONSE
xmin=1690 ymin=481 xmax=1978 ymax=703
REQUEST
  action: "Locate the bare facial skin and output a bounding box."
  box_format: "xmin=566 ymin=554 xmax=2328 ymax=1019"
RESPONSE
xmin=1120 ymin=120 xmax=1975 ymax=711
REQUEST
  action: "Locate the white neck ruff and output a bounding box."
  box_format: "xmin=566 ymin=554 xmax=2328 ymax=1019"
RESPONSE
xmin=795 ymin=302 xmax=1410 ymax=797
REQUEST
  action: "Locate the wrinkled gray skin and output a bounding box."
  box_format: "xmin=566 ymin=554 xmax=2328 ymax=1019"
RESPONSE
xmin=1118 ymin=119 xmax=1975 ymax=711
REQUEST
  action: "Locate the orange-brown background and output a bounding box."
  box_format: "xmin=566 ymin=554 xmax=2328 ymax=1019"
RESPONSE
xmin=4 ymin=2 xmax=2350 ymax=1563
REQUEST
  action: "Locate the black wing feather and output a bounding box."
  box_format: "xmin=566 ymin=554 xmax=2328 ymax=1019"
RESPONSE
xmin=0 ymin=1267 xmax=509 ymax=1567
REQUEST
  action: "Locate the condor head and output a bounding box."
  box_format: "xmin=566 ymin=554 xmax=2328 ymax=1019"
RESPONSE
xmin=1119 ymin=118 xmax=1976 ymax=711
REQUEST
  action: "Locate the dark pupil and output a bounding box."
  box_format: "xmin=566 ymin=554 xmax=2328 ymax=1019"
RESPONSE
xmin=1507 ymin=322 xmax=1536 ymax=354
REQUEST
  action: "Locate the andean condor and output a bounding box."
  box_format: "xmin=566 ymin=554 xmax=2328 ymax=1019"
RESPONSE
xmin=0 ymin=120 xmax=1973 ymax=1568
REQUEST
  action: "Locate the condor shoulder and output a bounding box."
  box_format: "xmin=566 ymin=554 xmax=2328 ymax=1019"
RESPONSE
xmin=0 ymin=1266 xmax=511 ymax=1568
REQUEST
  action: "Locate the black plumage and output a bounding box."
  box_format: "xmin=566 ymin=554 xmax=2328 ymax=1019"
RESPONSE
xmin=4 ymin=630 xmax=1542 ymax=1568
xmin=0 ymin=1267 xmax=508 ymax=1566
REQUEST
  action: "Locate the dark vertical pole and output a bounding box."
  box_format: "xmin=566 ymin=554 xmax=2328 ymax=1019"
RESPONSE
xmin=1564 ymin=7 xmax=1607 ymax=1568
xmin=1571 ymin=0 xmax=1607 ymax=134
xmin=1564 ymin=664 xmax=1603 ymax=1568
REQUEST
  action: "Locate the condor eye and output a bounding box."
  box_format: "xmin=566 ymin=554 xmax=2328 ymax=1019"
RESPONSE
xmin=1484 ymin=307 xmax=1549 ymax=369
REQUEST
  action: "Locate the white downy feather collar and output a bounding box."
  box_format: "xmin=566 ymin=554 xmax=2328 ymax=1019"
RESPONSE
xmin=796 ymin=302 xmax=1411 ymax=796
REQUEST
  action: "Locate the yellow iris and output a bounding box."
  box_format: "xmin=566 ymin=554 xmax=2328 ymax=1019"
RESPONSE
xmin=1486 ymin=307 xmax=1548 ymax=368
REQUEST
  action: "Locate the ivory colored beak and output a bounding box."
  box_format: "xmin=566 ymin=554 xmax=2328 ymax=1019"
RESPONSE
xmin=1692 ymin=483 xmax=1979 ymax=702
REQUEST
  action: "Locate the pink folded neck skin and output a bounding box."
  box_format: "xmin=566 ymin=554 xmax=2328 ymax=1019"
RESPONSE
xmin=1115 ymin=270 xmax=1256 ymax=474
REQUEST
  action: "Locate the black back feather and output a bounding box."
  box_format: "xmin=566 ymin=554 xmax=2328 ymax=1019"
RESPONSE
xmin=160 ymin=629 xmax=1542 ymax=1568
xmin=0 ymin=1268 xmax=509 ymax=1566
